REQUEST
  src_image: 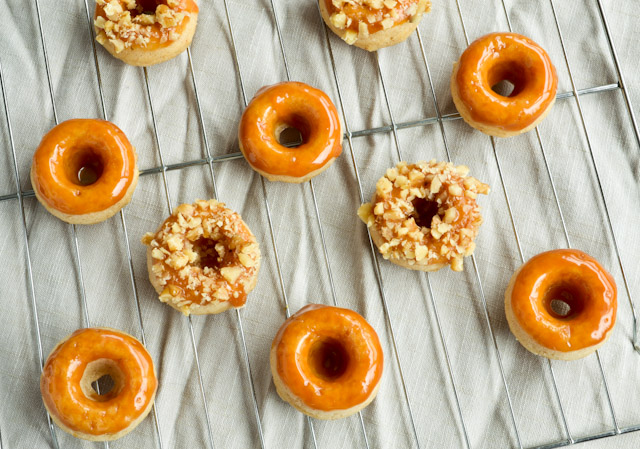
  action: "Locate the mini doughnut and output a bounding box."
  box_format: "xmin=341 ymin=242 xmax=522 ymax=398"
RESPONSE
xmin=451 ymin=32 xmax=558 ymax=137
xmin=238 ymin=82 xmax=342 ymax=183
xmin=358 ymin=160 xmax=489 ymax=272
xmin=142 ymin=200 xmax=261 ymax=315
xmin=31 ymin=119 xmax=138 ymax=225
xmin=94 ymin=0 xmax=198 ymax=66
xmin=40 ymin=328 xmax=157 ymax=441
xmin=320 ymin=0 xmax=431 ymax=51
xmin=270 ymin=304 xmax=383 ymax=420
xmin=505 ymin=249 xmax=617 ymax=360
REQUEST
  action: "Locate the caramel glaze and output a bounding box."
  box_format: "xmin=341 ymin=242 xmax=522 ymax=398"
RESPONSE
xmin=32 ymin=119 xmax=137 ymax=216
xmin=238 ymin=82 xmax=342 ymax=179
xmin=324 ymin=0 xmax=417 ymax=34
xmin=455 ymin=32 xmax=557 ymax=132
xmin=510 ymin=249 xmax=617 ymax=352
xmin=41 ymin=328 xmax=157 ymax=436
xmin=94 ymin=0 xmax=198 ymax=51
xmin=272 ymin=304 xmax=383 ymax=412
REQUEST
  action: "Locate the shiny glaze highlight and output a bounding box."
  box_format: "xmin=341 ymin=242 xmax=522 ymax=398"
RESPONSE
xmin=272 ymin=304 xmax=383 ymax=412
xmin=455 ymin=32 xmax=557 ymax=132
xmin=510 ymin=249 xmax=617 ymax=352
xmin=32 ymin=119 xmax=137 ymax=216
xmin=41 ymin=328 xmax=157 ymax=436
xmin=239 ymin=82 xmax=342 ymax=179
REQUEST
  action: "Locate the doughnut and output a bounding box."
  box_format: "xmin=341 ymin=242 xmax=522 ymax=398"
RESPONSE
xmin=31 ymin=119 xmax=138 ymax=225
xmin=319 ymin=0 xmax=431 ymax=51
xmin=505 ymin=249 xmax=617 ymax=360
xmin=94 ymin=0 xmax=198 ymax=66
xmin=40 ymin=328 xmax=157 ymax=441
xmin=238 ymin=82 xmax=342 ymax=183
xmin=270 ymin=304 xmax=383 ymax=420
xmin=451 ymin=32 xmax=558 ymax=137
xmin=142 ymin=200 xmax=261 ymax=315
xmin=358 ymin=160 xmax=489 ymax=272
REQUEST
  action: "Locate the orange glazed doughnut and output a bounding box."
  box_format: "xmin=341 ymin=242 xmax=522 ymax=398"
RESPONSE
xmin=505 ymin=249 xmax=617 ymax=360
xmin=142 ymin=200 xmax=261 ymax=315
xmin=94 ymin=0 xmax=198 ymax=66
xmin=270 ymin=304 xmax=383 ymax=420
xmin=31 ymin=119 xmax=138 ymax=225
xmin=451 ymin=32 xmax=558 ymax=137
xmin=319 ymin=0 xmax=431 ymax=51
xmin=238 ymin=82 xmax=342 ymax=183
xmin=40 ymin=328 xmax=157 ymax=441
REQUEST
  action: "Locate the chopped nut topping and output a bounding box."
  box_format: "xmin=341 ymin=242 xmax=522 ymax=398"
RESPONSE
xmin=327 ymin=0 xmax=423 ymax=44
xmin=142 ymin=199 xmax=261 ymax=315
xmin=358 ymin=160 xmax=490 ymax=272
xmin=94 ymin=0 xmax=191 ymax=53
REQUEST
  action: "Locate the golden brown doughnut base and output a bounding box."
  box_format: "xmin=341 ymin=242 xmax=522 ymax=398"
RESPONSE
xmin=269 ymin=344 xmax=381 ymax=420
xmin=30 ymin=163 xmax=139 ymax=225
xmin=40 ymin=327 xmax=156 ymax=441
xmin=319 ymin=0 xmax=431 ymax=52
xmin=504 ymin=265 xmax=612 ymax=361
xmin=450 ymin=61 xmax=556 ymax=138
xmin=95 ymin=13 xmax=197 ymax=66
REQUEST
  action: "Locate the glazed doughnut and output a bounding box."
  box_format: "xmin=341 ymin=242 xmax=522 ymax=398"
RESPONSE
xmin=505 ymin=249 xmax=617 ymax=360
xmin=270 ymin=304 xmax=383 ymax=420
xmin=358 ymin=160 xmax=489 ymax=272
xmin=94 ymin=0 xmax=198 ymax=66
xmin=40 ymin=328 xmax=157 ymax=441
xmin=319 ymin=0 xmax=431 ymax=51
xmin=31 ymin=119 xmax=138 ymax=225
xmin=451 ymin=32 xmax=558 ymax=137
xmin=238 ymin=82 xmax=342 ymax=183
xmin=142 ymin=200 xmax=261 ymax=315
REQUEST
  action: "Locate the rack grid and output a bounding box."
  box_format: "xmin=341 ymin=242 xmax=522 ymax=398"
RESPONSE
xmin=1 ymin=0 xmax=639 ymax=448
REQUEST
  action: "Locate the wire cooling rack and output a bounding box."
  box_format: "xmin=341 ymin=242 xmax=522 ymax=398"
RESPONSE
xmin=1 ymin=0 xmax=639 ymax=448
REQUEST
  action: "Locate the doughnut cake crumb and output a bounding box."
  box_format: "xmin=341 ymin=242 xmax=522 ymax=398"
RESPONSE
xmin=94 ymin=0 xmax=190 ymax=53
xmin=142 ymin=200 xmax=260 ymax=315
xmin=358 ymin=160 xmax=489 ymax=272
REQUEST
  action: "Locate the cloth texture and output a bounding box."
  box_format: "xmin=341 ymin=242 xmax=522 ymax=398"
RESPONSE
xmin=1 ymin=0 xmax=640 ymax=448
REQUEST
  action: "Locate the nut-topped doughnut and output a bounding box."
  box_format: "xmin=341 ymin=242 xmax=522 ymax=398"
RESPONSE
xmin=31 ymin=119 xmax=138 ymax=225
xmin=358 ymin=161 xmax=489 ymax=272
xmin=451 ymin=32 xmax=558 ymax=137
xmin=40 ymin=328 xmax=157 ymax=441
xmin=238 ymin=82 xmax=343 ymax=183
xmin=94 ymin=0 xmax=198 ymax=66
xmin=270 ymin=304 xmax=384 ymax=420
xmin=142 ymin=200 xmax=261 ymax=315
xmin=505 ymin=249 xmax=617 ymax=360
xmin=319 ymin=0 xmax=431 ymax=51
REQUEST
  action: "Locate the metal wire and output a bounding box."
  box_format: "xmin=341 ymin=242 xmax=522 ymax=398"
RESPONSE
xmin=4 ymin=0 xmax=640 ymax=448
xmin=267 ymin=1 xmax=371 ymax=447
xmin=141 ymin=66 xmax=218 ymax=449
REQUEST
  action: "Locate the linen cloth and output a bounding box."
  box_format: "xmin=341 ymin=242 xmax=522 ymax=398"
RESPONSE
xmin=1 ymin=0 xmax=640 ymax=448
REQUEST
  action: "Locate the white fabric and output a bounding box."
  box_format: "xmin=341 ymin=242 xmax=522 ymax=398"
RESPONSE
xmin=1 ymin=0 xmax=640 ymax=448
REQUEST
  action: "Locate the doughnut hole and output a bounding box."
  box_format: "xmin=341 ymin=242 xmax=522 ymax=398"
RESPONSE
xmin=308 ymin=338 xmax=349 ymax=381
xmin=65 ymin=147 xmax=105 ymax=186
xmin=544 ymin=282 xmax=588 ymax=320
xmin=411 ymin=197 xmax=440 ymax=229
xmin=488 ymin=60 xmax=528 ymax=97
xmin=134 ymin=0 xmax=167 ymax=14
xmin=276 ymin=115 xmax=310 ymax=148
xmin=192 ymin=237 xmax=236 ymax=271
xmin=80 ymin=359 xmax=125 ymax=402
